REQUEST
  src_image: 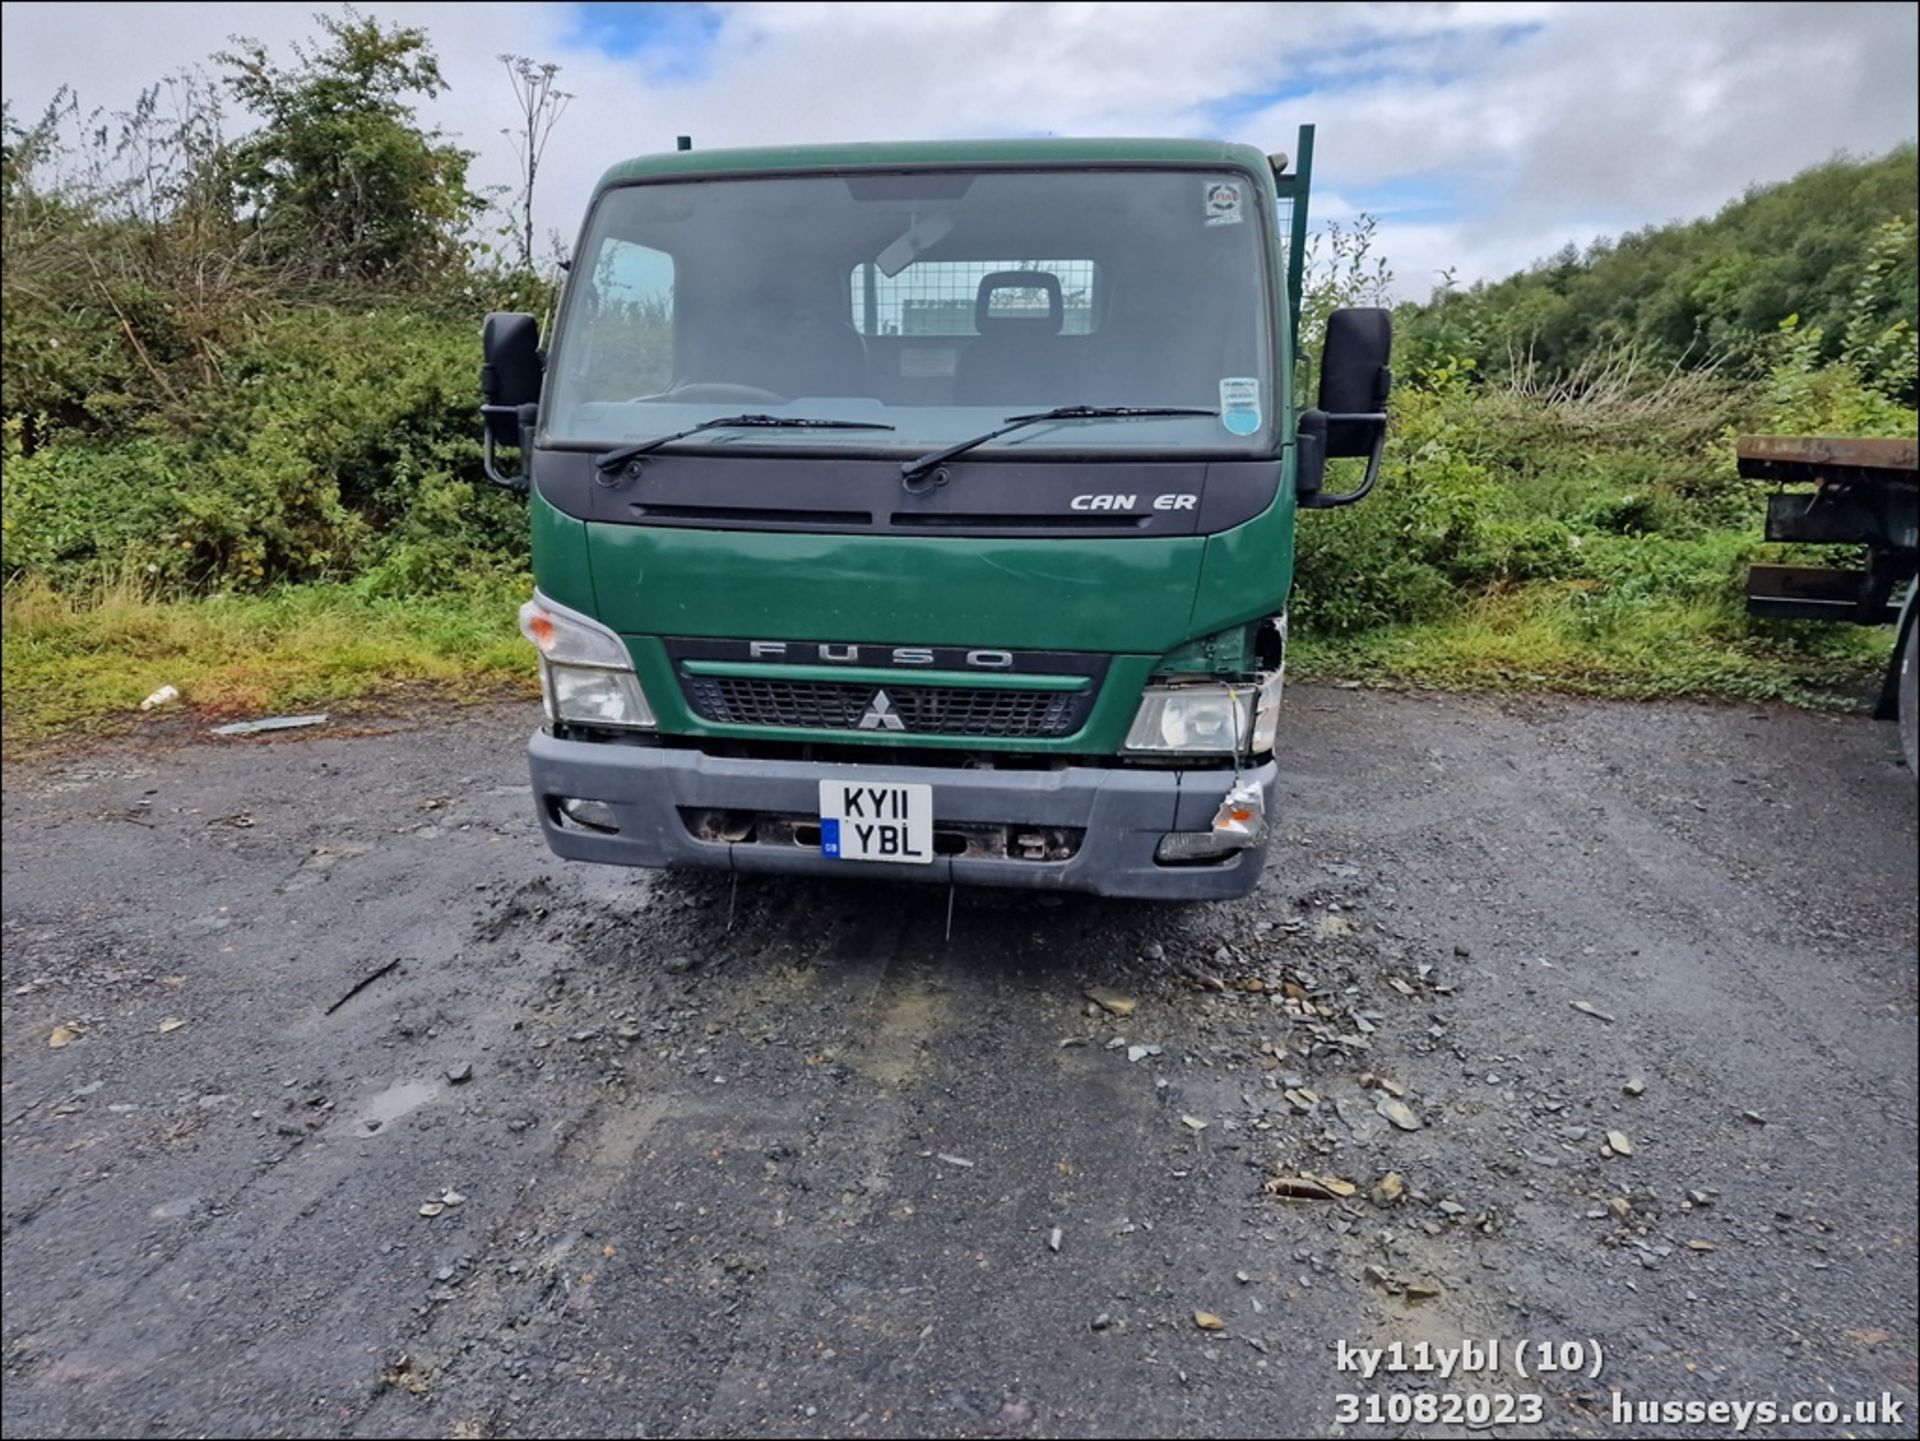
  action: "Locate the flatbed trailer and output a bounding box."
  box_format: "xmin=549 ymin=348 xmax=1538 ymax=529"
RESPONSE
xmin=1740 ymin=434 xmax=1918 ymax=771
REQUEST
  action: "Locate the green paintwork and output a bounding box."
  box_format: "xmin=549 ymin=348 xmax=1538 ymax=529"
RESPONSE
xmin=596 ymin=137 xmax=1278 ymax=191
xmin=583 ymin=523 xmax=1213 ymax=653
xmin=627 ymin=636 xmax=1163 ymax=753
xmin=523 ymin=135 xmax=1313 ymax=758
xmin=1190 ymin=473 xmax=1298 ymax=638
xmin=681 ymin=660 xmax=1089 ymax=692
xmin=529 ymin=491 xmax=596 ymax=613
xmin=565 ymin=424 xmax=1300 ymax=761
xmin=1280 ymin=124 xmax=1315 ymax=354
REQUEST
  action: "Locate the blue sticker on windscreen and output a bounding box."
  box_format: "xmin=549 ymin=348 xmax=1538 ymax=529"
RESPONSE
xmin=1219 ymin=377 xmax=1261 ymax=436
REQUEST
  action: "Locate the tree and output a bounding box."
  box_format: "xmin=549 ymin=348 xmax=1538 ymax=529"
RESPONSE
xmin=1402 ymin=147 xmax=1918 ymax=385
xmin=498 ymin=54 xmax=572 ymax=273
xmin=1298 ymin=214 xmax=1394 ymax=357
xmin=218 ymin=8 xmax=478 ymax=284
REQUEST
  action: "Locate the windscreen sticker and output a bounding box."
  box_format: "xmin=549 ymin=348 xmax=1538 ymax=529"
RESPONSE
xmin=1204 ymin=179 xmax=1244 ymax=226
xmin=1219 ymin=377 xmax=1261 ymax=435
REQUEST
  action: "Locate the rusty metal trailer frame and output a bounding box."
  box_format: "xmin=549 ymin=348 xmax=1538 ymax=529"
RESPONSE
xmin=1740 ymin=435 xmax=1918 ymax=742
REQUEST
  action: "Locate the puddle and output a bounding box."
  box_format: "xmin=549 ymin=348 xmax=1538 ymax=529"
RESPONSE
xmin=353 ymin=1077 xmax=440 ymax=1137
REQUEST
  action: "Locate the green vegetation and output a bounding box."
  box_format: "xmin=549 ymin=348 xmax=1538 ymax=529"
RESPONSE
xmin=1 ymin=10 xmax=1915 ymax=745
xmin=1 ymin=12 xmax=538 ymax=593
xmin=1403 ymin=147 xmax=1919 ymax=402
xmin=3 ymin=576 xmax=530 ymax=743
xmin=3 ymin=12 xmax=545 ymax=743
xmin=1286 ymin=319 xmax=1910 ymax=704
xmin=1287 ymin=162 xmax=1915 ymax=707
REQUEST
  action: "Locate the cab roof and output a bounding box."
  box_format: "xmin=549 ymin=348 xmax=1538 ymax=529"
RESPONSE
xmin=595 ymin=137 xmax=1276 ymax=194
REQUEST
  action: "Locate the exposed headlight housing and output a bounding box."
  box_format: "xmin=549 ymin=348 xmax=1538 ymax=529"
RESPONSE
xmin=519 ymin=593 xmax=655 ymax=730
xmin=1251 ymin=670 xmax=1283 ymax=753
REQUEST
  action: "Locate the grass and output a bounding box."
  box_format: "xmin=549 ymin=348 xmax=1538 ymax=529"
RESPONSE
xmin=1 ymin=575 xmax=536 ymax=747
xmin=1291 ymin=586 xmax=1893 ymax=708
xmin=3 ymin=571 xmax=1894 ymax=752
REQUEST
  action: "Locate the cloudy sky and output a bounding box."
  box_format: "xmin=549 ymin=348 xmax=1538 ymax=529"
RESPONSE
xmin=3 ymin=1 xmax=1914 ymax=298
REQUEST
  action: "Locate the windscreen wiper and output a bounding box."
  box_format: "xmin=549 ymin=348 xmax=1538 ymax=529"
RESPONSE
xmin=900 ymin=405 xmax=1218 ymax=483
xmin=595 ymin=414 xmax=895 ymax=473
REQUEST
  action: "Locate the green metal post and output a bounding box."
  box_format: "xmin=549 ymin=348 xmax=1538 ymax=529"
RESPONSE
xmin=1286 ymin=123 xmax=1314 ymax=355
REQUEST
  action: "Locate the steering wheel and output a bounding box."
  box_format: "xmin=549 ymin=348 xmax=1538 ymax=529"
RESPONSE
xmin=639 ymin=381 xmax=790 ymax=405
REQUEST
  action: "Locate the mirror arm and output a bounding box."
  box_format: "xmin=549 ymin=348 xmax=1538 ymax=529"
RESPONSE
xmin=481 ymin=403 xmax=535 ymax=493
xmin=1294 ymin=409 xmax=1327 ymax=503
xmin=1300 ymin=412 xmax=1387 ymax=509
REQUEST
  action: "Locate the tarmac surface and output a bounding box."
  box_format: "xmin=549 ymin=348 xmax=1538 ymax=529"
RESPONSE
xmin=4 ymin=686 xmax=1915 ymax=1438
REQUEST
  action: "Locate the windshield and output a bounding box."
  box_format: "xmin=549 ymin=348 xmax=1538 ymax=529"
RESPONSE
xmin=545 ymin=167 xmax=1276 ymax=454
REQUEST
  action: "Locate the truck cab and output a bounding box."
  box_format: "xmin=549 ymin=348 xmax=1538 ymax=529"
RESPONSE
xmin=482 ymin=135 xmax=1390 ymax=900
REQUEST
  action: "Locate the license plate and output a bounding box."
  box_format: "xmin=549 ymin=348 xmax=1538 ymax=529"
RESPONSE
xmin=818 ymin=780 xmax=934 ymax=865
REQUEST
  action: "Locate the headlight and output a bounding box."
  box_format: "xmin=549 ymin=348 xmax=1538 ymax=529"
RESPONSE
xmin=1124 ymin=685 xmax=1253 ymax=755
xmin=1124 ymin=675 xmax=1283 ymax=757
xmin=519 ymin=593 xmax=655 ymax=729
xmin=545 ymin=664 xmax=655 ymax=728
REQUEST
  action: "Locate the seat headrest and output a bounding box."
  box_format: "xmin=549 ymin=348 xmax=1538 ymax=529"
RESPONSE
xmin=975 ymin=271 xmax=1064 ymax=335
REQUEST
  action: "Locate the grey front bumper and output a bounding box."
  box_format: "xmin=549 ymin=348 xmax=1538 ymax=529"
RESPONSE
xmin=528 ymin=731 xmax=1276 ymax=900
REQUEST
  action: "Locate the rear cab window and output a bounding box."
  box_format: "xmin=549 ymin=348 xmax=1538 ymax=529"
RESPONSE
xmin=849 ymin=259 xmax=1096 ymax=382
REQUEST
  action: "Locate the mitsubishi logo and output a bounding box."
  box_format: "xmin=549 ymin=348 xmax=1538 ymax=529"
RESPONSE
xmin=857 ymin=689 xmax=907 ymax=731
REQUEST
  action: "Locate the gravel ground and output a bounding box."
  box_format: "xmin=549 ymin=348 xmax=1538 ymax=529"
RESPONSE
xmin=2 ymin=686 xmax=1915 ymax=1439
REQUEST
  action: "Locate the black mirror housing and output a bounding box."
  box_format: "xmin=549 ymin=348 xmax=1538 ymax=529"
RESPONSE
xmin=1297 ymin=308 xmax=1392 ymax=509
xmin=481 ymin=312 xmax=542 ymax=448
xmin=1319 ymin=307 xmax=1392 ymax=459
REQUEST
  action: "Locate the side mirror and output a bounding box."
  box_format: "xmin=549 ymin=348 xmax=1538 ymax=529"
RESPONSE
xmin=1297 ymin=307 xmax=1392 ymax=509
xmin=1319 ymin=308 xmax=1392 ymax=457
xmin=480 ymin=312 xmax=542 ymax=490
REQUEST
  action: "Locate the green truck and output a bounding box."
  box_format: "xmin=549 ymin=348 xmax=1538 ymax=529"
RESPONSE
xmin=480 ymin=129 xmax=1391 ymax=900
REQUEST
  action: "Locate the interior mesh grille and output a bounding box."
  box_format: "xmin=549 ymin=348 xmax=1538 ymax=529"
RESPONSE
xmin=682 ymin=676 xmax=1085 ymax=738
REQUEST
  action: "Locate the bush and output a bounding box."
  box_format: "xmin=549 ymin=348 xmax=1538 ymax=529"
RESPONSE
xmin=1292 ymin=388 xmax=1490 ymax=633
xmin=3 ymin=306 xmax=527 ymax=591
xmin=1286 ymin=314 xmax=1920 ymax=660
xmin=2 ymin=427 xmax=192 ymax=580
xmin=1291 ymin=378 xmax=1724 ymax=635
xmin=1582 ymin=491 xmax=1665 ymax=536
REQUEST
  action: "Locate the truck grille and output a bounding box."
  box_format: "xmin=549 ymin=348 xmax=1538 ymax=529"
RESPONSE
xmin=681 ymin=676 xmax=1086 ymax=738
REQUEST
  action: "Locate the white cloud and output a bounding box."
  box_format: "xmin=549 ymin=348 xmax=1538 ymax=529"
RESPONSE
xmin=1 ymin=1 xmax=1913 ymax=299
